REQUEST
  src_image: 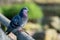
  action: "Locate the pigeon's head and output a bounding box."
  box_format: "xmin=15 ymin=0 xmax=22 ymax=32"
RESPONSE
xmin=19 ymin=7 xmax=28 ymax=18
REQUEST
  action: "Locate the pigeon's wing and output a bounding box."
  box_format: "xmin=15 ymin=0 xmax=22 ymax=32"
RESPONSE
xmin=6 ymin=15 xmax=22 ymax=34
xmin=10 ymin=15 xmax=22 ymax=28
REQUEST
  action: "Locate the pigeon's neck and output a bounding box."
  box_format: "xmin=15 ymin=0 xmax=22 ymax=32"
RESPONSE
xmin=19 ymin=15 xmax=27 ymax=19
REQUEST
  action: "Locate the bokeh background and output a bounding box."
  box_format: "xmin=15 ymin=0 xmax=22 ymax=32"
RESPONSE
xmin=0 ymin=0 xmax=60 ymax=40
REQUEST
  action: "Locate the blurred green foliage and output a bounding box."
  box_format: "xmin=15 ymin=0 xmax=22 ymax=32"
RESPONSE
xmin=0 ymin=7 xmax=2 ymax=13
xmin=0 ymin=2 xmax=43 ymax=20
xmin=0 ymin=2 xmax=43 ymax=31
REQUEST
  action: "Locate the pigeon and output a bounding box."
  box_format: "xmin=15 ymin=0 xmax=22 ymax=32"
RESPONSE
xmin=6 ymin=7 xmax=28 ymax=35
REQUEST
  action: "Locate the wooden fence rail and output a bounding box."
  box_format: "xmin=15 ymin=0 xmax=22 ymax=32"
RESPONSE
xmin=0 ymin=13 xmax=35 ymax=40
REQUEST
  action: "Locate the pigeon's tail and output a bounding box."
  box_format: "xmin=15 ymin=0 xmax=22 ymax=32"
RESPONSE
xmin=6 ymin=30 xmax=12 ymax=35
xmin=6 ymin=26 xmax=13 ymax=35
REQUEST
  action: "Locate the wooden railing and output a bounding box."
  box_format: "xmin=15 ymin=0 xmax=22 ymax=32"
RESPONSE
xmin=0 ymin=13 xmax=35 ymax=40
